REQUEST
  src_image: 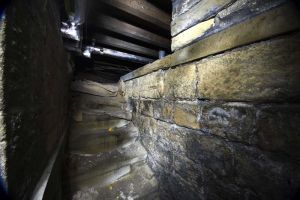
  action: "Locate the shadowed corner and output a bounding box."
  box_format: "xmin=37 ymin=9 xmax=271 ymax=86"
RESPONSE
xmin=0 ymin=0 xmax=10 ymax=21
xmin=0 ymin=177 xmax=10 ymax=200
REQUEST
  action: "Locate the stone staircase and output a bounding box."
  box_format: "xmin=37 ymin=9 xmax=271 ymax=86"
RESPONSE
xmin=63 ymin=79 xmax=159 ymax=200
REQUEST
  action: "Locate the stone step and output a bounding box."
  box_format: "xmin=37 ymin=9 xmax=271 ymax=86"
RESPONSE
xmin=69 ymin=122 xmax=138 ymax=155
xmin=70 ymin=119 xmax=131 ymax=140
xmin=72 ymin=108 xmax=132 ymax=122
xmin=71 ymin=80 xmax=119 ymax=97
xmin=66 ymin=141 xmax=148 ymax=179
xmin=70 ymin=163 xmax=159 ymax=200
xmin=72 ymin=92 xmax=126 ymax=107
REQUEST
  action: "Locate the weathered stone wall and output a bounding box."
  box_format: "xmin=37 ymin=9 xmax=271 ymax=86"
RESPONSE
xmin=0 ymin=0 xmax=71 ymax=199
xmin=121 ymin=0 xmax=300 ymax=199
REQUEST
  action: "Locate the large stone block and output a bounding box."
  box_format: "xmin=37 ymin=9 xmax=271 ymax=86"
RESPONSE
xmin=171 ymin=18 xmax=214 ymax=51
xmin=139 ymin=99 xmax=154 ymax=117
xmin=173 ymin=101 xmax=200 ymax=129
xmin=171 ymin=0 xmax=290 ymax=51
xmin=137 ymin=70 xmax=164 ymax=98
xmin=152 ymin=100 xmax=173 ymax=122
xmin=197 ymin=32 xmax=300 ymax=101
xmin=163 ymin=63 xmax=197 ymax=99
xmin=171 ymin=0 xmax=235 ymax=36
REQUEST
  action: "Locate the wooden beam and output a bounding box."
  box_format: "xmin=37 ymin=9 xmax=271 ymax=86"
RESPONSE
xmin=99 ymin=0 xmax=170 ymax=31
xmin=92 ymin=14 xmax=170 ymax=50
xmin=91 ymin=33 xmax=158 ymax=58
xmin=83 ymin=46 xmax=154 ymax=64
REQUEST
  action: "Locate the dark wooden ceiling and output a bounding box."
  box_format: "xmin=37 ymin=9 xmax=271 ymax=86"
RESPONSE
xmin=65 ymin=0 xmax=172 ymax=82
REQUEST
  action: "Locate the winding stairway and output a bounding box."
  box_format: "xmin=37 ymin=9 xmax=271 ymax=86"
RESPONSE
xmin=63 ymin=77 xmax=159 ymax=200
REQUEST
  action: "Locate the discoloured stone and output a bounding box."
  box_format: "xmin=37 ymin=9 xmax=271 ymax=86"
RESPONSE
xmin=172 ymin=0 xmax=202 ymax=20
xmin=231 ymin=144 xmax=300 ymax=200
xmin=173 ymin=101 xmax=200 ymax=129
xmin=153 ymin=100 xmax=173 ymax=122
xmin=138 ymin=70 xmax=164 ymax=98
xmin=197 ymin=32 xmax=300 ymax=101
xmin=171 ymin=0 xmax=235 ymax=36
xmin=172 ymin=18 xmax=214 ymax=51
xmin=139 ymin=99 xmax=154 ymax=117
xmin=164 ymin=63 xmax=197 ymax=99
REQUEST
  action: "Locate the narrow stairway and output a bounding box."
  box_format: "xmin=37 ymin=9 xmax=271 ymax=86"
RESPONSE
xmin=63 ymin=77 xmax=159 ymax=200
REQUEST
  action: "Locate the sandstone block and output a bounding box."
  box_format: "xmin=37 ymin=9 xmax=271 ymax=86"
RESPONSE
xmin=163 ymin=63 xmax=197 ymax=99
xmin=171 ymin=0 xmax=235 ymax=36
xmin=139 ymin=99 xmax=154 ymax=117
xmin=137 ymin=70 xmax=164 ymax=98
xmin=153 ymin=100 xmax=173 ymax=122
xmin=197 ymin=32 xmax=300 ymax=101
xmin=173 ymin=101 xmax=200 ymax=129
xmin=172 ymin=18 xmax=214 ymax=51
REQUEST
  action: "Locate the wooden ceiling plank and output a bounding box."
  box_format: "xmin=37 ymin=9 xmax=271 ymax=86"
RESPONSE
xmin=99 ymin=0 xmax=170 ymax=31
xmin=92 ymin=14 xmax=170 ymax=50
xmin=91 ymin=33 xmax=158 ymax=58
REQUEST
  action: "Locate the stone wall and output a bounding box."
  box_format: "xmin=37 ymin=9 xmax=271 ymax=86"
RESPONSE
xmin=121 ymin=0 xmax=300 ymax=199
xmin=0 ymin=0 xmax=71 ymax=199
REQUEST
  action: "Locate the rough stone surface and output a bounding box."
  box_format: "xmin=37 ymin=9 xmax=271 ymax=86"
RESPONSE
xmin=197 ymin=32 xmax=300 ymax=101
xmin=172 ymin=0 xmax=202 ymax=20
xmin=163 ymin=63 xmax=197 ymax=99
xmin=120 ymin=1 xmax=300 ymax=199
xmin=0 ymin=1 xmax=71 ymax=199
xmin=133 ymin=112 xmax=300 ymax=200
xmin=172 ymin=18 xmax=214 ymax=51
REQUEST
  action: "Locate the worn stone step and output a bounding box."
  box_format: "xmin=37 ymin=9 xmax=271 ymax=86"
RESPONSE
xmin=70 ymin=163 xmax=159 ymax=200
xmin=70 ymin=119 xmax=131 ymax=139
xmin=69 ymin=122 xmax=139 ymax=155
xmin=66 ymin=141 xmax=148 ymax=179
xmin=69 ymin=121 xmax=136 ymax=142
xmin=71 ymin=80 xmax=119 ymax=96
xmin=71 ymin=92 xmax=127 ymax=108
xmin=69 ymin=165 xmax=131 ymax=195
xmin=72 ymin=108 xmax=132 ymax=122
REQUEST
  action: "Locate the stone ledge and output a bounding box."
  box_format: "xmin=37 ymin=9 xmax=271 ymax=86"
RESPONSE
xmin=171 ymin=0 xmax=235 ymax=37
xmin=171 ymin=0 xmax=288 ymax=50
xmin=124 ymin=32 xmax=300 ymax=102
xmin=121 ymin=3 xmax=300 ymax=82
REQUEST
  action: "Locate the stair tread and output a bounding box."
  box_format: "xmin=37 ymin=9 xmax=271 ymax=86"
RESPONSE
xmin=69 ymin=122 xmax=138 ymax=155
xmin=70 ymin=163 xmax=159 ymax=200
xmin=72 ymin=108 xmax=132 ymax=122
xmin=70 ymin=119 xmax=131 ymax=138
xmin=71 ymin=80 xmax=119 ymax=97
xmin=66 ymin=141 xmax=147 ymax=178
